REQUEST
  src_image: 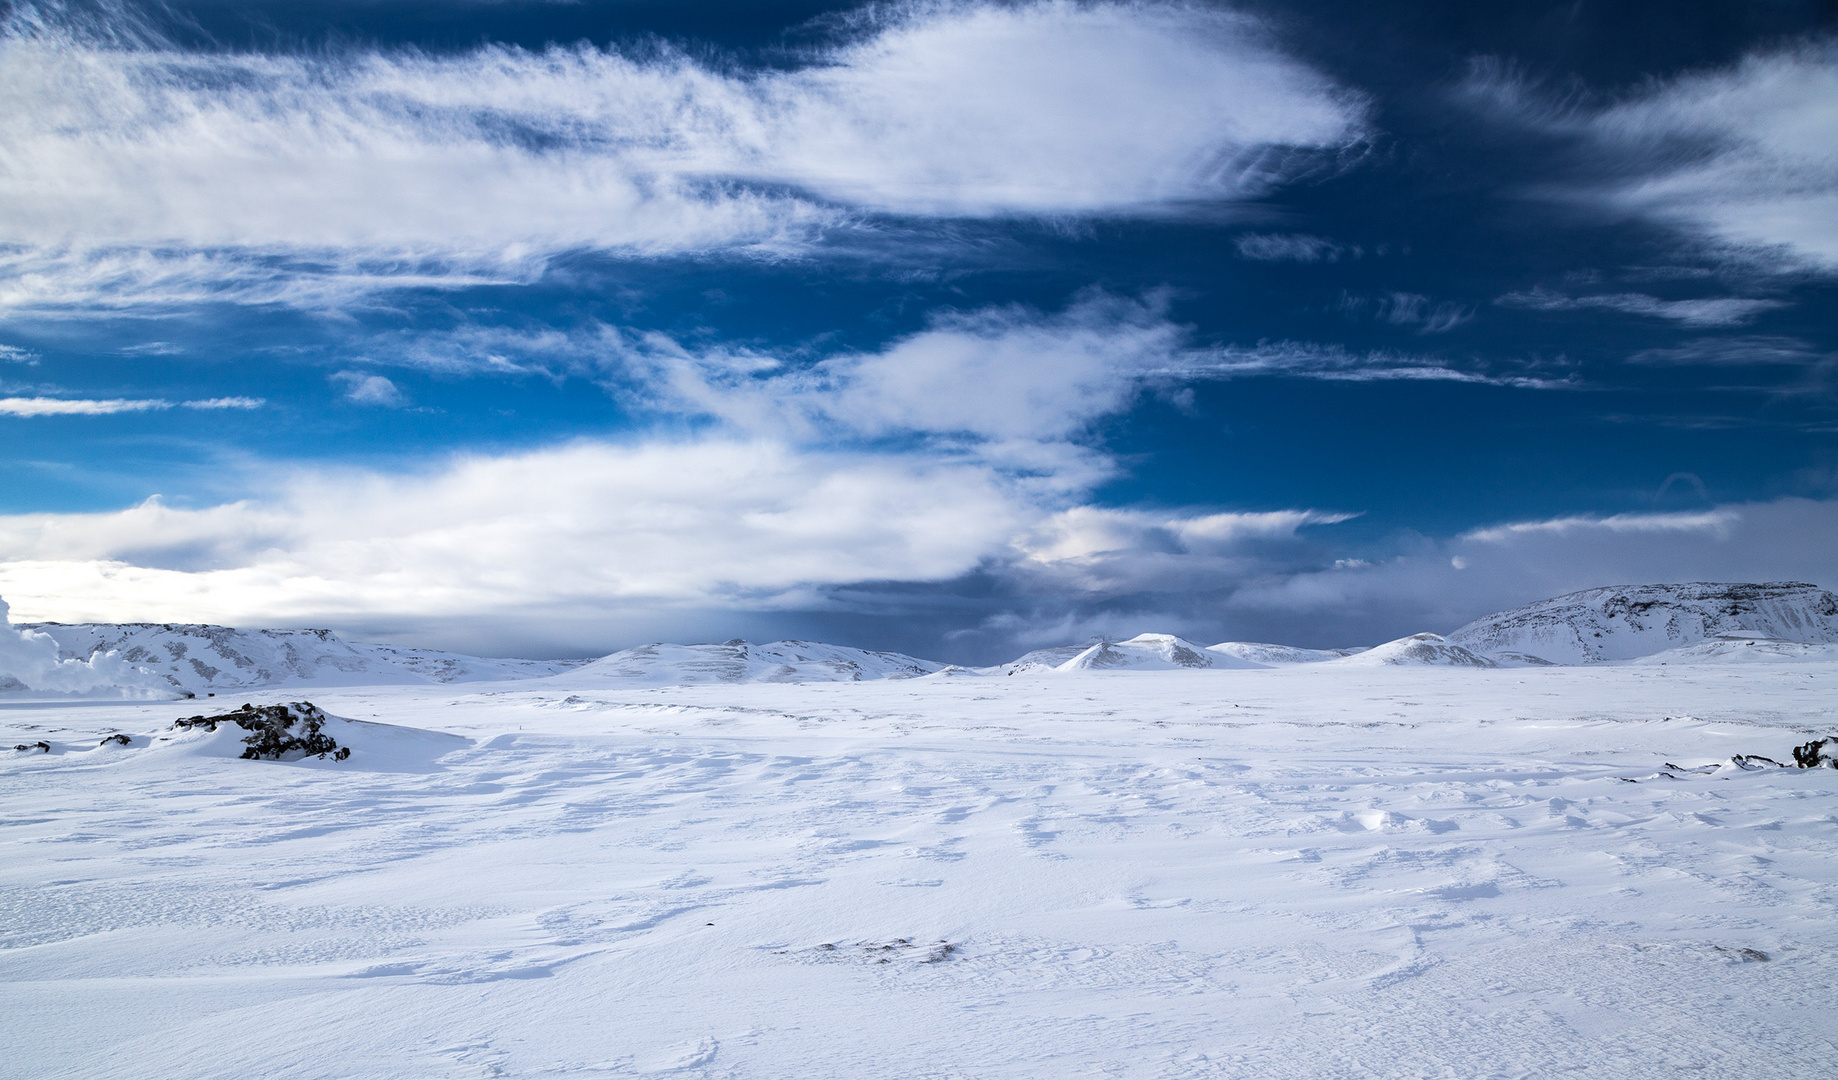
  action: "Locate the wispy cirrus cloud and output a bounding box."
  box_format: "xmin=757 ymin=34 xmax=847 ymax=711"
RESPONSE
xmin=1627 ymin=335 xmax=1827 ymax=366
xmin=1495 ymin=287 xmax=1786 ymax=326
xmin=1466 ymin=40 xmax=1838 ymax=273
xmin=0 ymin=1 xmax=1368 ymax=312
xmin=0 ymin=395 xmax=262 ymax=416
xmin=1233 ymin=233 xmax=1353 ymax=262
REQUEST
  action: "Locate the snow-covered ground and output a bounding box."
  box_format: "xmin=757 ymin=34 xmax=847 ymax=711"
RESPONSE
xmin=4 ymin=662 xmax=1836 ymax=1079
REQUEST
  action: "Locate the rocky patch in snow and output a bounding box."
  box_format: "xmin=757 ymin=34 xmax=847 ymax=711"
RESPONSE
xmin=173 ymin=701 xmax=350 ymax=762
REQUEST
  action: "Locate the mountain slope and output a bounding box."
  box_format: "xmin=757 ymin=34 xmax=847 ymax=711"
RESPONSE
xmin=1446 ymin=582 xmax=1838 ymax=664
xmin=548 ymin=639 xmax=942 ymax=685
xmin=1327 ymin=633 xmax=1496 ymax=668
xmin=19 ymin=622 xmax=581 ymax=696
xmin=1055 ymin=634 xmax=1248 ymax=671
xmin=1206 ymin=641 xmax=1361 ymax=666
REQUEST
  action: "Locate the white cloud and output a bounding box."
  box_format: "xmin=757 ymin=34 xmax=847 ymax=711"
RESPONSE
xmin=182 ymin=396 xmax=265 ymax=410
xmin=1473 ymin=41 xmax=1838 ymax=272
xmin=1222 ymin=498 xmax=1838 ymax=645
xmin=0 ymin=1 xmax=1366 ymax=310
xmin=1018 ymin=505 xmax=1353 ymax=567
xmin=1234 ymin=233 xmax=1349 ymax=261
xmin=0 ymin=439 xmax=1040 ymax=627
xmin=1495 ymin=287 xmax=1786 ymax=327
xmin=0 ymin=393 xmax=264 ymax=416
xmin=1460 ymin=509 xmax=1738 ymax=544
xmin=0 ymin=344 xmax=37 ymax=363
xmin=332 ymin=372 xmax=407 ymax=407
xmin=1627 ymin=336 xmax=1825 ymax=366
xmin=0 ymin=396 xmax=169 ymax=416
xmin=369 ymin=297 xmax=1570 ymax=420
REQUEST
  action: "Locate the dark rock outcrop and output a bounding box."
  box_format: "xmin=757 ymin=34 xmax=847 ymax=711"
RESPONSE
xmin=173 ymin=701 xmax=350 ymax=761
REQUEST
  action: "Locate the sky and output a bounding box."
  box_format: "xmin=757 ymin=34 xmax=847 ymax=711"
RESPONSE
xmin=0 ymin=0 xmax=1835 ymax=662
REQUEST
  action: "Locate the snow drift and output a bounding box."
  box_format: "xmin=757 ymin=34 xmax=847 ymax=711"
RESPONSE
xmin=1446 ymin=582 xmax=1838 ymax=665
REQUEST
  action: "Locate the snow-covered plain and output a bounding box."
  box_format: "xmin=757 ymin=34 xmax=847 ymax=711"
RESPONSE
xmin=4 ymin=661 xmax=1836 ymax=1079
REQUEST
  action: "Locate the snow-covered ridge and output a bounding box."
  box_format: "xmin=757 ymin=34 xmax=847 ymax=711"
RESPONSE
xmin=18 ymin=622 xmax=585 ymax=696
xmin=994 ymin=635 xmax=1360 ymax=674
xmin=547 ymin=639 xmax=943 ymax=685
xmin=1446 ymin=582 xmax=1838 ymax=665
xmin=1325 ymin=633 xmax=1495 ymax=668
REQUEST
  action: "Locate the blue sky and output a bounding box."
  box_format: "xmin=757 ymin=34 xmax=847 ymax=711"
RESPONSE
xmin=1 ymin=0 xmax=1835 ymax=660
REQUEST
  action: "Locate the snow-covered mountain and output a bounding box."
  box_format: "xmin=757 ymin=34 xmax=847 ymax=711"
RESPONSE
xmin=1054 ymin=634 xmax=1242 ymax=671
xmin=1327 ymin=633 xmax=1496 ymax=668
xmin=547 ymin=639 xmax=942 ymax=685
xmin=1206 ymin=641 xmax=1362 ymax=666
xmin=18 ymin=622 xmax=584 ymax=697
xmin=1446 ymin=582 xmax=1838 ymax=665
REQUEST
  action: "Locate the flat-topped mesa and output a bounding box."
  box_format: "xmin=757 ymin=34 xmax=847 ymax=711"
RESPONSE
xmin=1446 ymin=582 xmax=1838 ymax=665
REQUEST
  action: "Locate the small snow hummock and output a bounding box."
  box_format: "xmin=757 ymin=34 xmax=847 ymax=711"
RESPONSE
xmin=173 ymin=701 xmax=351 ymax=762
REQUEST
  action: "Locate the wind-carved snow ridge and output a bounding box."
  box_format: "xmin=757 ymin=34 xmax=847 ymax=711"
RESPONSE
xmin=0 ymin=599 xmax=167 ymax=697
xmin=548 ymin=640 xmax=943 ymax=685
xmin=14 ymin=621 xmax=583 ymax=696
xmin=1446 ymin=582 xmax=1838 ymax=666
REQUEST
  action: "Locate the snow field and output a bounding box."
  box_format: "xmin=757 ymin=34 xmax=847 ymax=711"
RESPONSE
xmin=3 ymin=664 xmax=1836 ymax=1078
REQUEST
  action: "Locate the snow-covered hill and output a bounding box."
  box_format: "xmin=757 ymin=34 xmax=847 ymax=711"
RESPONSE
xmin=19 ymin=622 xmax=583 ymax=696
xmin=547 ymin=639 xmax=942 ymax=685
xmin=1327 ymin=633 xmax=1496 ymax=667
xmin=1446 ymin=582 xmax=1838 ymax=664
xmin=1054 ymin=633 xmax=1245 ymax=671
xmin=1206 ymin=641 xmax=1362 ymax=666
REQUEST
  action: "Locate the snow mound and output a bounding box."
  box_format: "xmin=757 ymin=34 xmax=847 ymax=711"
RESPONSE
xmin=19 ymin=622 xmax=582 ymax=696
xmin=550 ymin=639 xmax=943 ymax=685
xmin=1205 ymin=641 xmax=1361 ymax=667
xmin=1327 ymin=633 xmax=1496 ymax=668
xmin=1632 ymin=637 xmax=1838 ymax=665
xmin=1447 ymin=582 xmax=1838 ymax=665
xmin=1057 ymin=634 xmax=1243 ymax=671
xmin=992 ymin=645 xmax=1096 ymax=675
xmin=153 ymin=703 xmax=469 ymax=770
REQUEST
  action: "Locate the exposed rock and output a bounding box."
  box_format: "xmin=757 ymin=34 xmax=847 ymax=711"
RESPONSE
xmin=1791 ymin=738 xmax=1836 ymax=769
xmin=173 ymin=701 xmax=351 ymax=761
xmin=99 ymin=733 xmax=131 ymax=746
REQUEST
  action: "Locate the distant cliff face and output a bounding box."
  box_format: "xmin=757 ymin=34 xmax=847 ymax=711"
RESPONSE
xmin=1446 ymin=582 xmax=1838 ymax=664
